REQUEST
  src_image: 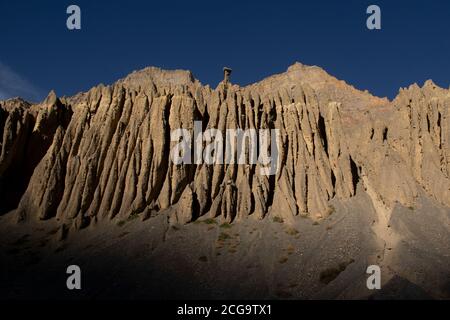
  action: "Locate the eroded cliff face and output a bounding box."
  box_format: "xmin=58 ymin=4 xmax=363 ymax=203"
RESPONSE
xmin=0 ymin=63 xmax=449 ymax=232
xmin=0 ymin=94 xmax=72 ymax=214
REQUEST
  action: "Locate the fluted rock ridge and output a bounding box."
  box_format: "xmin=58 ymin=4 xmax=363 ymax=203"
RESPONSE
xmin=0 ymin=63 xmax=448 ymax=232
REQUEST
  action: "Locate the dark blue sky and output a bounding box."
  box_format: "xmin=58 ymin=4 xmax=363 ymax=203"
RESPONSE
xmin=0 ymin=0 xmax=449 ymax=102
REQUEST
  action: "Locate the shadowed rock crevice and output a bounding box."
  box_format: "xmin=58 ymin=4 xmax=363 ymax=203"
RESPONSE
xmin=317 ymin=113 xmax=328 ymax=157
xmin=349 ymin=156 xmax=360 ymax=194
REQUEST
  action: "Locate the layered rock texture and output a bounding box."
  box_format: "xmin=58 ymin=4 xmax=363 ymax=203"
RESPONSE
xmin=1 ymin=63 xmax=449 ymax=230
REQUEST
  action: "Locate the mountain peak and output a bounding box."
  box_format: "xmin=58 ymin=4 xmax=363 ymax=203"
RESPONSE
xmin=118 ymin=66 xmax=197 ymax=90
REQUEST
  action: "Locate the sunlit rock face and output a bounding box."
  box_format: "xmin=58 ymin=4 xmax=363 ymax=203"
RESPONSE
xmin=0 ymin=63 xmax=449 ymax=231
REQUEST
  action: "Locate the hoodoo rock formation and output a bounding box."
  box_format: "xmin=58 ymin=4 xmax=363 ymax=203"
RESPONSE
xmin=0 ymin=62 xmax=449 ymax=231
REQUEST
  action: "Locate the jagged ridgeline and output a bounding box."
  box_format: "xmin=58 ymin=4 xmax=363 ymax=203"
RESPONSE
xmin=0 ymin=63 xmax=449 ymax=230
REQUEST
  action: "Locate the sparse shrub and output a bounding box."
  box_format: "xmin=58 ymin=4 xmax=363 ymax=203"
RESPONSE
xmin=286 ymin=244 xmax=295 ymax=255
xmin=273 ymin=216 xmax=284 ymax=223
xmin=118 ymin=231 xmax=130 ymax=238
xmin=198 ymin=256 xmax=207 ymax=262
xmin=312 ymin=221 xmax=319 ymax=226
xmin=218 ymin=232 xmax=231 ymax=241
xmin=326 ymin=205 xmax=335 ymax=216
xmin=127 ymin=212 xmax=139 ymax=221
xmin=117 ymin=220 xmax=126 ymax=227
xmin=319 ymin=259 xmax=355 ymax=284
xmin=285 ymin=227 xmax=299 ymax=236
xmin=278 ymin=256 xmax=288 ymax=264
xmin=203 ymin=218 xmax=217 ymax=224
xmin=220 ymin=222 xmax=232 ymax=229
